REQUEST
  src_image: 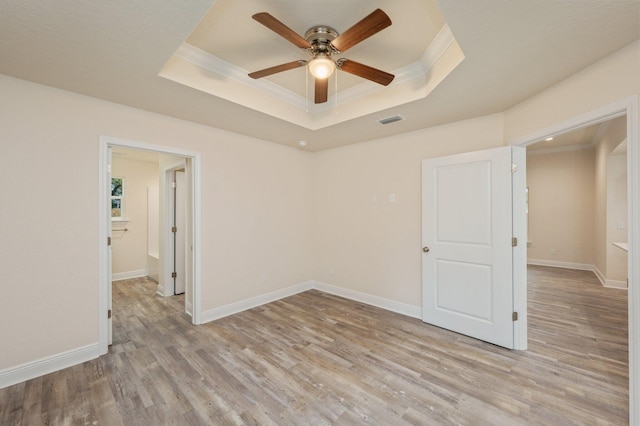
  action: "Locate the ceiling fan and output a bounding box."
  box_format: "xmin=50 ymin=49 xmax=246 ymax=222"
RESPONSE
xmin=248 ymin=9 xmax=395 ymax=104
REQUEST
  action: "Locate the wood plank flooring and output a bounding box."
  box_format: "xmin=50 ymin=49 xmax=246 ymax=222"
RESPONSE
xmin=0 ymin=266 xmax=629 ymax=425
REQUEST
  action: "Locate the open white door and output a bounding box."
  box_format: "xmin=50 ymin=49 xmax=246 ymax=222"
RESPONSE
xmin=174 ymin=170 xmax=186 ymax=295
xmin=422 ymin=146 xmax=516 ymax=349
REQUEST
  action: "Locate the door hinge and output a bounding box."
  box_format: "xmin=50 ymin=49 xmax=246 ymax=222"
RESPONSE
xmin=172 ymin=181 xmax=177 ymax=188
xmin=108 ymin=309 xmax=112 ymax=319
xmin=107 ymin=236 xmax=111 ymax=246
xmin=512 ymin=237 xmax=518 ymax=247
xmin=511 ymin=163 xmax=518 ymax=173
xmin=512 ymin=312 xmax=518 ymax=321
xmin=172 ymin=272 xmax=177 ymax=278
xmin=171 ymin=226 xmax=177 ymax=233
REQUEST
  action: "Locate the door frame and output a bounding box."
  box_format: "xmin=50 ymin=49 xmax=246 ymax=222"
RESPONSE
xmin=509 ymin=95 xmax=639 ymax=425
xmin=98 ymin=136 xmax=202 ymax=354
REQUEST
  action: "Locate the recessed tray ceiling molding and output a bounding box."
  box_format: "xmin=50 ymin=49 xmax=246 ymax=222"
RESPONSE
xmin=159 ymin=22 xmax=463 ymax=130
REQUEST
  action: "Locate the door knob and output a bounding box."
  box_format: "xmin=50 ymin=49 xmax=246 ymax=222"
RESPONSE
xmin=423 ymin=246 xmax=430 ymax=253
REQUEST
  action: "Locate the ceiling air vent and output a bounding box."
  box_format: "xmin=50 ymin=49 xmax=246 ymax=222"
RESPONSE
xmin=377 ymin=115 xmax=404 ymax=125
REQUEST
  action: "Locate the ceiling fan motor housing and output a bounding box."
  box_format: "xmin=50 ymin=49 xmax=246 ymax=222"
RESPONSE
xmin=305 ymin=26 xmax=339 ymax=55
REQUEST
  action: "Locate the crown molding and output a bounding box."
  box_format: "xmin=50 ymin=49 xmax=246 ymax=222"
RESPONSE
xmin=172 ymin=23 xmax=456 ymax=115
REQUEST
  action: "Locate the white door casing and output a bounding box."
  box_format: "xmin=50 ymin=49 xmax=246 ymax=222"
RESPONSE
xmin=422 ymin=146 xmax=515 ymax=349
xmin=99 ymin=136 xmax=202 ymax=356
xmin=107 ymin=147 xmax=113 ymax=345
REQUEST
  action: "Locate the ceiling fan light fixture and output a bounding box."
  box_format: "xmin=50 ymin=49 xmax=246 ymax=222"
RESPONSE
xmin=308 ymin=55 xmax=336 ymax=79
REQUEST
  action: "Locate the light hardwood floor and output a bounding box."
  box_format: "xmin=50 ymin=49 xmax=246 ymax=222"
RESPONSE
xmin=0 ymin=266 xmax=629 ymax=425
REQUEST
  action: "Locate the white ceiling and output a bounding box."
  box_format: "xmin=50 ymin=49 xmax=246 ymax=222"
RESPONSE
xmin=0 ymin=0 xmax=638 ymax=151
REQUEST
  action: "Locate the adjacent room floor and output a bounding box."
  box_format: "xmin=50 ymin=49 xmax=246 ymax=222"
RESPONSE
xmin=0 ymin=265 xmax=629 ymax=425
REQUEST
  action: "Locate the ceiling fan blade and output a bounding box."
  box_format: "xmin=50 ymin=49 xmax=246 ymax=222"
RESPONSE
xmin=315 ymin=78 xmax=328 ymax=104
xmin=330 ymin=9 xmax=391 ymax=53
xmin=248 ymin=60 xmax=306 ymax=79
xmin=338 ymin=59 xmax=394 ymax=86
xmin=252 ymin=13 xmax=312 ymax=49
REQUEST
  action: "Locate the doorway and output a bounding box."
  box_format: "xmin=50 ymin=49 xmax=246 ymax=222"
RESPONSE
xmin=98 ymin=136 xmax=202 ymax=354
xmin=510 ymin=96 xmax=639 ymax=424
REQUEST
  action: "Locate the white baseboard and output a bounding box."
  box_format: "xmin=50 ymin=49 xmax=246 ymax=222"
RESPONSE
xmin=199 ymin=280 xmax=422 ymax=325
xmin=593 ymin=265 xmax=606 ymax=286
xmin=199 ymin=281 xmax=314 ymax=324
xmin=0 ymin=343 xmax=99 ymax=389
xmin=527 ymin=259 xmax=593 ymax=271
xmin=112 ymin=269 xmax=148 ymax=281
xmin=604 ymin=279 xmax=628 ymax=289
xmin=313 ymin=281 xmax=422 ymax=319
xmin=530 ymin=260 xmax=628 ymax=290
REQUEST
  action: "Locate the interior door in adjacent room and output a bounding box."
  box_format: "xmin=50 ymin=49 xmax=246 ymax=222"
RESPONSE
xmin=173 ymin=170 xmax=186 ymax=295
xmin=422 ymin=146 xmax=522 ymax=349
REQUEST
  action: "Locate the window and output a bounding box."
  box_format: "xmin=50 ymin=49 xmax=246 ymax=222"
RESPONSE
xmin=111 ymin=177 xmax=125 ymax=220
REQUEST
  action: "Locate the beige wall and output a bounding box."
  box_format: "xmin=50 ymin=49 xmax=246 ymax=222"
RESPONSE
xmin=0 ymin=74 xmax=314 ymax=370
xmin=111 ymin=157 xmax=159 ymax=276
xmin=526 ymin=148 xmax=596 ymax=266
xmin=313 ymin=114 xmax=504 ymax=307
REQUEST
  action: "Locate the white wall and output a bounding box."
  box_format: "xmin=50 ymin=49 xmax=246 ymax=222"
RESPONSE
xmin=111 ymin=157 xmax=159 ymax=278
xmin=0 ymin=74 xmax=314 ymax=371
xmin=526 ymin=148 xmax=595 ymax=266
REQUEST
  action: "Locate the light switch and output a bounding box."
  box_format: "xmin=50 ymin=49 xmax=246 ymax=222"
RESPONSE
xmin=389 ymin=193 xmax=396 ymax=203
xmin=617 ymin=221 xmax=625 ymax=230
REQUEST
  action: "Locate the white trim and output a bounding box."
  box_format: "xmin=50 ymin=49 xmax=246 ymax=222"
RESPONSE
xmin=593 ymin=264 xmax=607 ymax=286
xmin=99 ymin=136 xmax=202 ymax=353
xmin=200 ymin=281 xmax=314 ymax=323
xmin=627 ymin=95 xmax=640 ymax=426
xmin=528 ymin=258 xmax=595 ymax=271
xmin=156 ymin=284 xmax=166 ymax=297
xmin=604 ymin=279 xmax=628 ymax=290
xmin=0 ymin=344 xmax=99 ymax=389
xmin=512 ymin=146 xmax=528 ymax=350
xmin=112 ymin=269 xmax=148 ymax=281
xmin=314 ymin=281 xmax=422 ymax=319
xmin=511 ymin=95 xmax=639 ymax=426
xmin=191 ymin=154 xmax=202 ymax=325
